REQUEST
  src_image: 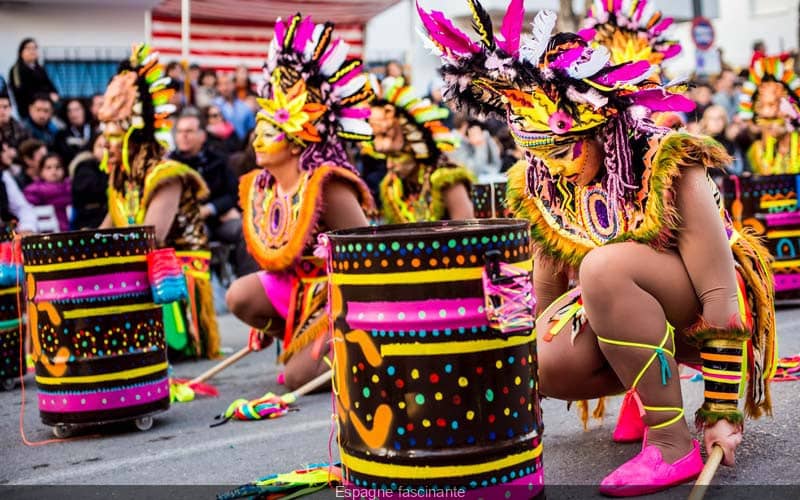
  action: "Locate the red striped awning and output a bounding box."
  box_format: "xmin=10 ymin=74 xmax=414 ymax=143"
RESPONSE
xmin=151 ymin=1 xmax=398 ymax=75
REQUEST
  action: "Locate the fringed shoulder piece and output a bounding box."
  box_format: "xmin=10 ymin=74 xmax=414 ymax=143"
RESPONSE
xmin=241 ymin=165 xmax=374 ymax=272
xmin=141 ymin=160 xmax=209 ymax=210
xmin=430 ymin=163 xmax=475 ymax=220
xmin=507 ymin=133 xmax=732 ymax=269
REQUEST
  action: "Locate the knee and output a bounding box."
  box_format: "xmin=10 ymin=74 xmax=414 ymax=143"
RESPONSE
xmin=225 ymin=278 xmax=250 ymax=320
xmin=579 ymin=246 xmax=626 ymax=302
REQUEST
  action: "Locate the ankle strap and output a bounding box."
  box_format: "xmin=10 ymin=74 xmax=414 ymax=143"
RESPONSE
xmin=645 ymin=406 xmax=685 ymax=430
xmin=596 ymin=324 xmax=675 ymax=389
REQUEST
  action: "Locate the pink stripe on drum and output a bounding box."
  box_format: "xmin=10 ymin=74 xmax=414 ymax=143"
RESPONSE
xmin=35 ymin=272 xmax=150 ymax=302
xmin=774 ymin=274 xmax=800 ymax=292
xmin=765 ymin=211 xmax=800 ymax=227
xmin=38 ymin=377 xmax=169 ymax=413
xmin=346 ymin=298 xmax=488 ymax=331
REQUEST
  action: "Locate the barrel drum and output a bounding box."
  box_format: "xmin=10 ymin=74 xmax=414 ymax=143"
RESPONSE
xmin=0 ymin=225 xmax=22 ymax=390
xmin=327 ymin=220 xmax=543 ymax=498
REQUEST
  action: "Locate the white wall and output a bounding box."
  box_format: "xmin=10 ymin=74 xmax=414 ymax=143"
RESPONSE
xmin=0 ymin=3 xmax=148 ymax=83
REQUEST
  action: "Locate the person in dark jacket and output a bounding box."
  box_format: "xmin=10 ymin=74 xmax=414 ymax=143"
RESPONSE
xmin=23 ymin=94 xmax=59 ymax=147
xmin=8 ymin=38 xmax=58 ymax=120
xmin=69 ymin=134 xmax=108 ymax=229
xmin=0 ymin=89 xmax=30 ymax=152
xmin=170 ymin=110 xmax=257 ymax=276
xmin=54 ymin=98 xmax=91 ymax=166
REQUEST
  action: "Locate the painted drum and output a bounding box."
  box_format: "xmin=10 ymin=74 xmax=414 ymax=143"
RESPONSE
xmin=326 ymin=219 xmax=543 ymax=498
xmin=22 ymin=227 xmax=169 ymax=426
xmin=472 ymin=182 xmax=512 ymax=219
xmin=723 ymin=174 xmax=800 ymax=297
xmin=0 ymin=225 xmax=23 ymax=389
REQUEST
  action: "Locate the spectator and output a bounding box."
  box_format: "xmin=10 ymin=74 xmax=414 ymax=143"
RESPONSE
xmin=8 ymin=38 xmax=59 ymax=120
xmin=89 ymin=93 xmax=104 ymax=134
xmin=166 ymin=61 xmax=184 ymax=87
xmin=188 ymin=63 xmax=201 ymax=87
xmin=69 ymin=134 xmax=108 ymax=229
xmin=234 ymin=64 xmax=255 ymax=101
xmin=24 ymin=152 xmax=71 ymax=232
xmin=24 ymin=94 xmax=59 ymax=147
xmin=0 ymin=141 xmax=37 ymax=232
xmin=0 ymin=89 xmax=30 ymax=152
xmin=700 ymin=105 xmax=744 ymax=176
xmin=54 ymin=98 xmax=91 ymax=165
xmin=427 ymin=78 xmax=454 ymax=129
xmin=385 ymin=60 xmax=405 ymax=80
xmin=453 ymin=120 xmax=502 ymax=182
xmin=712 ymin=69 xmax=739 ymax=119
xmin=170 ymin=111 xmax=257 ymax=276
xmin=750 ymin=40 xmax=767 ymax=67
xmin=16 ymin=138 xmax=46 ymax=190
xmin=195 ymin=69 xmax=217 ymax=109
xmin=687 ymin=82 xmax=714 ymax=124
xmin=203 ymin=104 xmax=240 ymax=153
xmin=214 ymin=73 xmax=255 ymax=141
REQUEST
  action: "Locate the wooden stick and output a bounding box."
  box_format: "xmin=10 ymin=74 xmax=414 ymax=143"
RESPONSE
xmin=688 ymin=445 xmax=725 ymax=500
xmin=288 ymin=369 xmax=333 ymax=398
xmin=186 ymin=345 xmax=252 ymax=386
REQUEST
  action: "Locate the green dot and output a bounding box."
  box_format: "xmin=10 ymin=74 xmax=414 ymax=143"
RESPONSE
xmin=347 ymin=244 xmax=354 ymax=252
xmin=379 ymin=243 xmax=386 ymax=251
xmin=432 ymin=241 xmax=440 ymax=249
xmin=57 ymin=241 xmax=63 ymax=248
xmin=417 ymin=241 xmax=425 ymax=249
xmin=406 ymin=242 xmax=414 ymax=251
xmin=355 ymin=243 xmax=362 ymax=252
xmin=470 ymin=237 xmax=478 ymax=244
xmin=481 ymin=236 xmax=490 ymax=244
xmin=363 ymin=387 xmax=371 ymax=398
xmin=448 ymin=239 xmax=456 ymax=248
xmin=485 ymin=389 xmax=494 ymax=402
xmin=81 ymin=341 xmax=88 ymax=348
xmin=461 ymin=237 xmax=469 ymax=245
xmin=491 ymin=235 xmax=498 ymax=242
xmin=418 ymin=311 xmax=426 ymax=319
xmin=366 ymin=243 xmax=374 ymax=252
xmin=415 ymin=393 xmax=426 ymax=405
xmin=501 ymin=234 xmax=507 ymax=242
xmin=391 ymin=241 xmax=400 ymax=251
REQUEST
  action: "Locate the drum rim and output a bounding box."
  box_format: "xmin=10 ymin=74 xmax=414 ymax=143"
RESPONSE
xmin=326 ymin=218 xmax=529 ymax=240
xmin=21 ymin=225 xmax=157 ymax=245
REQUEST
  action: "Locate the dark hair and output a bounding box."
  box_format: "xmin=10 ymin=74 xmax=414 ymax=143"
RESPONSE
xmin=176 ymin=107 xmax=206 ymax=129
xmin=199 ymin=69 xmax=217 ymax=85
xmin=39 ymin=152 xmax=63 ymax=171
xmin=753 ymin=40 xmax=766 ymax=51
xmin=166 ymin=61 xmax=182 ymax=73
xmin=466 ymin=119 xmax=486 ymax=131
xmin=17 ymin=38 xmax=36 ymax=60
xmin=200 ymin=105 xmax=222 ymax=124
xmin=189 ymin=63 xmax=200 ymax=70
xmin=60 ymin=98 xmax=88 ymax=126
xmin=88 ymin=132 xmax=105 ymax=150
xmin=30 ymin=93 xmax=52 ymax=107
xmin=18 ymin=139 xmax=45 ymax=160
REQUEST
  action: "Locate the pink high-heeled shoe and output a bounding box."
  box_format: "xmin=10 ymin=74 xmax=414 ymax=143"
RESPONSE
xmin=599 ymin=439 xmax=703 ymax=497
xmin=612 ymin=390 xmax=645 ymax=443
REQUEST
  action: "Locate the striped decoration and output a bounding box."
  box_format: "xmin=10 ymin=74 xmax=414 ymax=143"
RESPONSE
xmin=700 ymin=339 xmax=745 ymax=406
xmin=150 ymin=14 xmax=365 ymax=76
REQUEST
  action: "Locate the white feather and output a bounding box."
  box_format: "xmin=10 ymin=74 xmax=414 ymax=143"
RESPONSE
xmin=567 ymin=46 xmax=610 ymax=79
xmin=621 ymin=0 xmax=635 ymax=18
xmin=640 ymin=1 xmax=656 ymax=25
xmin=319 ymin=40 xmax=349 ymax=77
xmin=416 ymin=26 xmax=443 ymax=57
xmin=338 ymin=117 xmax=373 ymax=136
xmin=148 ymin=77 xmax=170 ymax=92
xmin=520 ymin=9 xmax=556 ymax=65
xmin=332 ymin=74 xmax=367 ymax=99
xmin=304 ymin=24 xmax=324 ymax=61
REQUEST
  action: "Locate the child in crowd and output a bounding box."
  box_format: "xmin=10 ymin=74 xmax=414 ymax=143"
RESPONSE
xmin=23 ymin=152 xmax=71 ymax=231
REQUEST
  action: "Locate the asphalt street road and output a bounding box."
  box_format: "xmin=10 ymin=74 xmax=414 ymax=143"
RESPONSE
xmin=2 ymin=307 xmax=799 ymax=499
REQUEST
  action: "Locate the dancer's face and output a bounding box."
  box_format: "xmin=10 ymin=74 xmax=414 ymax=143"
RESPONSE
xmin=386 ymin=152 xmax=417 ymax=179
xmin=540 ymin=138 xmax=602 ymax=186
xmin=102 ymin=121 xmax=124 ymax=170
xmin=252 ymin=118 xmax=296 ymax=167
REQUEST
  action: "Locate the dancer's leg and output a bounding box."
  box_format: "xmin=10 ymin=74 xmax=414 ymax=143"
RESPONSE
xmin=225 ymin=272 xmax=283 ymax=330
xmin=580 ymin=242 xmax=700 ymax=464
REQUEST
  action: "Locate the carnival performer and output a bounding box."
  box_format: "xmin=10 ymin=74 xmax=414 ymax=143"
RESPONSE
xmin=225 ymin=13 xmax=375 ymax=391
xmin=98 ymin=45 xmax=220 ymax=360
xmin=739 ymin=55 xmax=800 ymax=174
xmin=418 ymin=1 xmax=776 ymax=495
xmin=365 ymin=76 xmax=474 ymax=223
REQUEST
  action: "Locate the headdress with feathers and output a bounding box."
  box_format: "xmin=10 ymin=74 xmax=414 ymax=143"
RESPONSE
xmin=257 ymin=13 xmax=374 ymax=171
xmin=579 ymin=0 xmax=681 ymax=68
xmin=417 ymin=0 xmax=694 ymax=207
xmin=739 ymin=56 xmax=800 ymax=124
xmin=365 ymin=76 xmax=458 ymax=166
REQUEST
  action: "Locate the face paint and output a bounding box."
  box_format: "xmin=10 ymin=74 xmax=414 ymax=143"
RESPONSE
xmin=541 ymin=139 xmax=600 ymax=186
xmin=253 ymin=119 xmax=290 ymax=163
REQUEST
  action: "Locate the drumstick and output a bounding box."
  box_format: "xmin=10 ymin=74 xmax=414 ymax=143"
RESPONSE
xmin=687 ymin=445 xmax=725 ymax=500
xmin=186 ymin=345 xmax=252 ymax=386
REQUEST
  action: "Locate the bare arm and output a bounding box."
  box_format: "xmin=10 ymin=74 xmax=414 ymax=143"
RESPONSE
xmin=443 ymin=183 xmax=475 ymax=220
xmin=675 ymin=166 xmax=740 ymax=327
xmin=321 ymin=180 xmax=370 ymax=231
xmin=533 ymin=251 xmax=569 ymax=317
xmin=99 ymin=213 xmax=112 ymax=229
xmin=143 ymin=179 xmax=182 ymax=246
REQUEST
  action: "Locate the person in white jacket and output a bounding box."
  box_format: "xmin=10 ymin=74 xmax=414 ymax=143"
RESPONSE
xmin=1 ymin=141 xmax=37 ymax=232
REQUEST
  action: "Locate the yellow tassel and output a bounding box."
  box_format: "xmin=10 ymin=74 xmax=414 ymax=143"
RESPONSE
xmin=194 ymin=278 xmax=221 ymax=359
xmin=279 ymin=311 xmax=329 ymax=364
xmin=576 ymin=400 xmax=590 ymax=431
xmin=592 ymin=397 xmax=606 ymax=421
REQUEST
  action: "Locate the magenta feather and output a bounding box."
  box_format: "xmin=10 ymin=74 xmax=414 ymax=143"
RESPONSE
xmin=578 ymin=28 xmax=597 ymax=42
xmin=613 ymin=0 xmax=623 ymax=12
xmin=634 ymin=0 xmax=647 ymax=22
xmin=651 ymin=18 xmax=673 ymax=36
xmin=293 ymin=16 xmax=315 ymax=52
xmin=550 ymin=47 xmax=584 ymax=70
xmin=417 ymin=2 xmax=479 ymax=56
xmin=628 ymin=89 xmax=696 ymax=112
xmin=594 ymin=60 xmax=652 ymax=86
xmin=497 ymin=0 xmax=525 ymax=56
xmin=273 ymin=18 xmax=287 ymax=48
xmin=662 ymin=44 xmax=681 ymax=60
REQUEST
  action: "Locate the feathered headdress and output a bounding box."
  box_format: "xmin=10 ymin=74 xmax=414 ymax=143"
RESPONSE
xmin=257 ymin=13 xmax=374 ymax=170
xmin=739 ymin=56 xmax=800 ymax=123
xmin=579 ymin=0 xmax=681 ymax=67
xmin=365 ymin=76 xmax=458 ymax=165
xmin=98 ymin=44 xmax=176 ymax=172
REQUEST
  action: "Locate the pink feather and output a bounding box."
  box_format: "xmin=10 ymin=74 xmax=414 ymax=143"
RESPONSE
xmin=662 ymin=44 xmax=681 ymax=60
xmin=550 ymin=47 xmax=584 ymax=70
xmin=578 ymin=28 xmax=597 ymax=42
xmin=634 ymin=0 xmax=647 ymax=22
xmin=497 ymin=0 xmax=525 ymax=56
xmin=417 ymin=1 xmax=479 ymax=56
xmin=629 ymin=89 xmax=696 ymax=112
xmin=651 ymin=18 xmax=673 ymax=36
xmin=293 ymin=16 xmax=316 ymax=52
xmin=274 ymin=18 xmax=287 ymax=47
xmin=594 ymin=60 xmax=652 ymax=86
